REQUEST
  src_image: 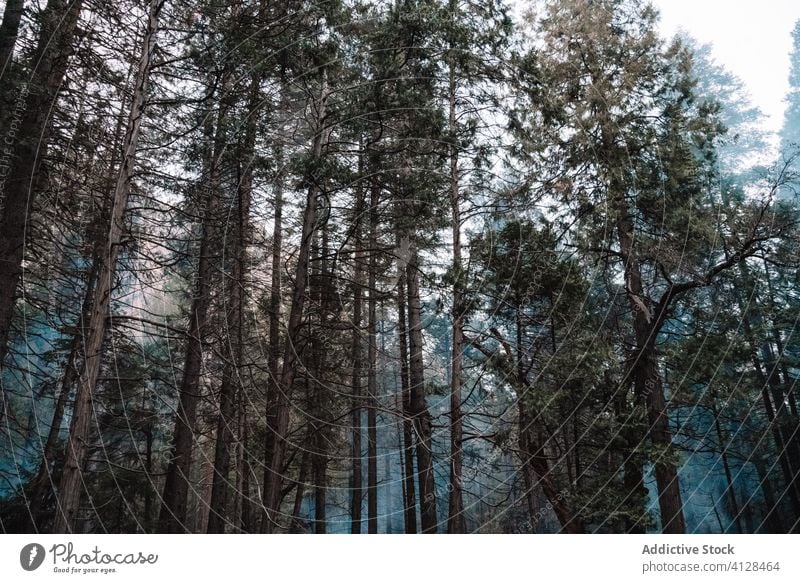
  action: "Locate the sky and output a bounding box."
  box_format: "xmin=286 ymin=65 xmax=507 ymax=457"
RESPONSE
xmin=653 ymin=0 xmax=800 ymax=137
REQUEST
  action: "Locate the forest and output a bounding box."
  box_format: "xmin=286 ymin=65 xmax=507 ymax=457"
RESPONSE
xmin=1 ymin=0 xmax=800 ymax=535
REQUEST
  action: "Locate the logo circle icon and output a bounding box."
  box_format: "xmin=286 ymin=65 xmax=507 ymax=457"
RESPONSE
xmin=20 ymin=543 xmax=46 ymax=571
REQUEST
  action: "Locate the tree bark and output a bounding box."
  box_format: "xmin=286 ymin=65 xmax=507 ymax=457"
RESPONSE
xmin=289 ymin=446 xmax=311 ymax=534
xmin=446 ymin=49 xmax=465 ymax=534
xmin=0 ymin=0 xmax=23 ymax=80
xmin=397 ymin=268 xmax=418 ymax=534
xmin=309 ymin=216 xmax=331 ymax=534
xmin=404 ymin=241 xmax=437 ymax=533
xmin=238 ymin=393 xmax=254 ymax=532
xmin=262 ymin=107 xmax=284 ymax=532
xmin=349 ymin=155 xmax=364 ymax=534
xmin=366 ymin=179 xmax=379 ymax=534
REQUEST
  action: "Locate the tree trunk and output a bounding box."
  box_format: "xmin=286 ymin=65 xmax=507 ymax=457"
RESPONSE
xmin=51 ymin=0 xmax=160 ymax=533
xmin=262 ymin=111 xmax=284 ymax=532
xmin=349 ymin=156 xmax=364 ymax=534
xmin=404 ymin=241 xmax=437 ymax=533
xmin=289 ymin=446 xmax=311 ymax=534
xmin=366 ymin=180 xmax=379 ymax=534
xmin=30 ymin=81 xmax=129 ymax=528
xmin=0 ymin=0 xmax=84 ymax=370
xmin=239 ymin=394 xmax=254 ymax=532
xmin=397 ymin=269 xmax=418 ymax=534
xmin=29 ymin=252 xmax=99 ymax=527
xmin=30 ymin=70 xmax=133 ymax=524
xmin=144 ymin=419 xmax=154 ymax=532
xmin=760 ymin=259 xmax=798 ymax=418
xmin=207 ymin=69 xmax=259 ymax=534
xmin=159 ymin=69 xmax=231 ymax=534
xmin=613 ymin=188 xmax=685 ymax=534
xmin=446 ymin=50 xmax=465 ymax=534
xmin=754 ymin=458 xmax=784 ymax=533
xmin=263 ymin=67 xmax=329 ymax=532
xmin=637 ymin=351 xmax=685 ymax=533
xmin=514 ymin=314 xmax=582 ymax=533
xmin=0 ymin=0 xmax=23 ymax=81
xmin=310 ymin=218 xmax=331 ymax=534
xmin=736 ymin=281 xmax=800 ymax=529
xmin=710 ymin=398 xmax=743 ymax=533
xmin=0 ymin=0 xmax=26 ymax=164
xmin=519 ymin=414 xmax=582 ymax=533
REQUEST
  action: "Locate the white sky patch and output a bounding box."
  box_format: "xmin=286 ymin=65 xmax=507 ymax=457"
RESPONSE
xmin=653 ymin=0 xmax=800 ymax=137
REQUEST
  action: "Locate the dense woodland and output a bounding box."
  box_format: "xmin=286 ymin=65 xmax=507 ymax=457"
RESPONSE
xmin=1 ymin=0 xmax=800 ymax=534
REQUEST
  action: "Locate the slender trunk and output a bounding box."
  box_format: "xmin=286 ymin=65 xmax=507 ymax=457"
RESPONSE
xmin=289 ymin=415 xmax=314 ymax=534
xmin=263 ymin=67 xmax=329 ymax=532
xmin=760 ymin=341 xmax=800 ymax=477
xmin=159 ymin=71 xmax=231 ymax=534
xmin=760 ymin=259 xmax=798 ymax=417
xmin=239 ymin=396 xmax=254 ymax=532
xmin=312 ymin=423 xmax=327 ymax=534
xmin=349 ymin=157 xmax=364 ymax=533
xmin=404 ymin=242 xmax=437 ymax=533
xmin=397 ymin=270 xmax=417 ymax=534
xmin=612 ymin=187 xmax=685 ymax=534
xmin=233 ymin=422 xmax=243 ymax=532
xmin=310 ymin=221 xmax=331 ymax=534
xmin=770 ymin=326 xmax=799 ymax=419
xmin=366 ymin=180 xmax=378 ymax=534
xmin=260 ymin=65 xmax=289 ymax=534
xmin=289 ymin=447 xmax=311 ymax=533
xmin=446 ymin=49 xmax=465 ymax=534
xmin=205 ymin=189 xmax=243 ymax=532
xmin=29 ymin=253 xmax=99 ymax=526
xmin=736 ymin=282 xmax=800 ymax=528
xmin=312 ymin=460 xmax=326 ymax=532
xmin=207 ymin=69 xmax=258 ymax=534
xmin=519 ymin=409 xmax=581 ymax=533
xmin=262 ymin=128 xmax=284 ymax=531
xmin=741 ymin=262 xmax=800 ymax=528
xmin=144 ymin=421 xmax=153 ymax=532
xmin=710 ymin=399 xmax=743 ymax=533
xmin=514 ymin=314 xmax=581 ymax=533
xmin=0 ymin=0 xmax=84 ymax=370
xmin=51 ymin=0 xmax=160 ymax=533
xmin=754 ymin=458 xmax=784 ymax=533
xmin=757 ymin=360 xmax=800 ymax=525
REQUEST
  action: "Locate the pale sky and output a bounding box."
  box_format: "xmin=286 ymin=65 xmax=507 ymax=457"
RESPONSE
xmin=653 ymin=0 xmax=800 ymax=136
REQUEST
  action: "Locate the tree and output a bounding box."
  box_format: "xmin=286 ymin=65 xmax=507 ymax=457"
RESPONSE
xmin=781 ymin=20 xmax=800 ymax=180
xmin=263 ymin=62 xmax=331 ymax=532
xmin=53 ymin=0 xmax=163 ymax=533
xmin=0 ymin=0 xmax=85 ymax=372
xmin=512 ymin=0 xmax=795 ymax=533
